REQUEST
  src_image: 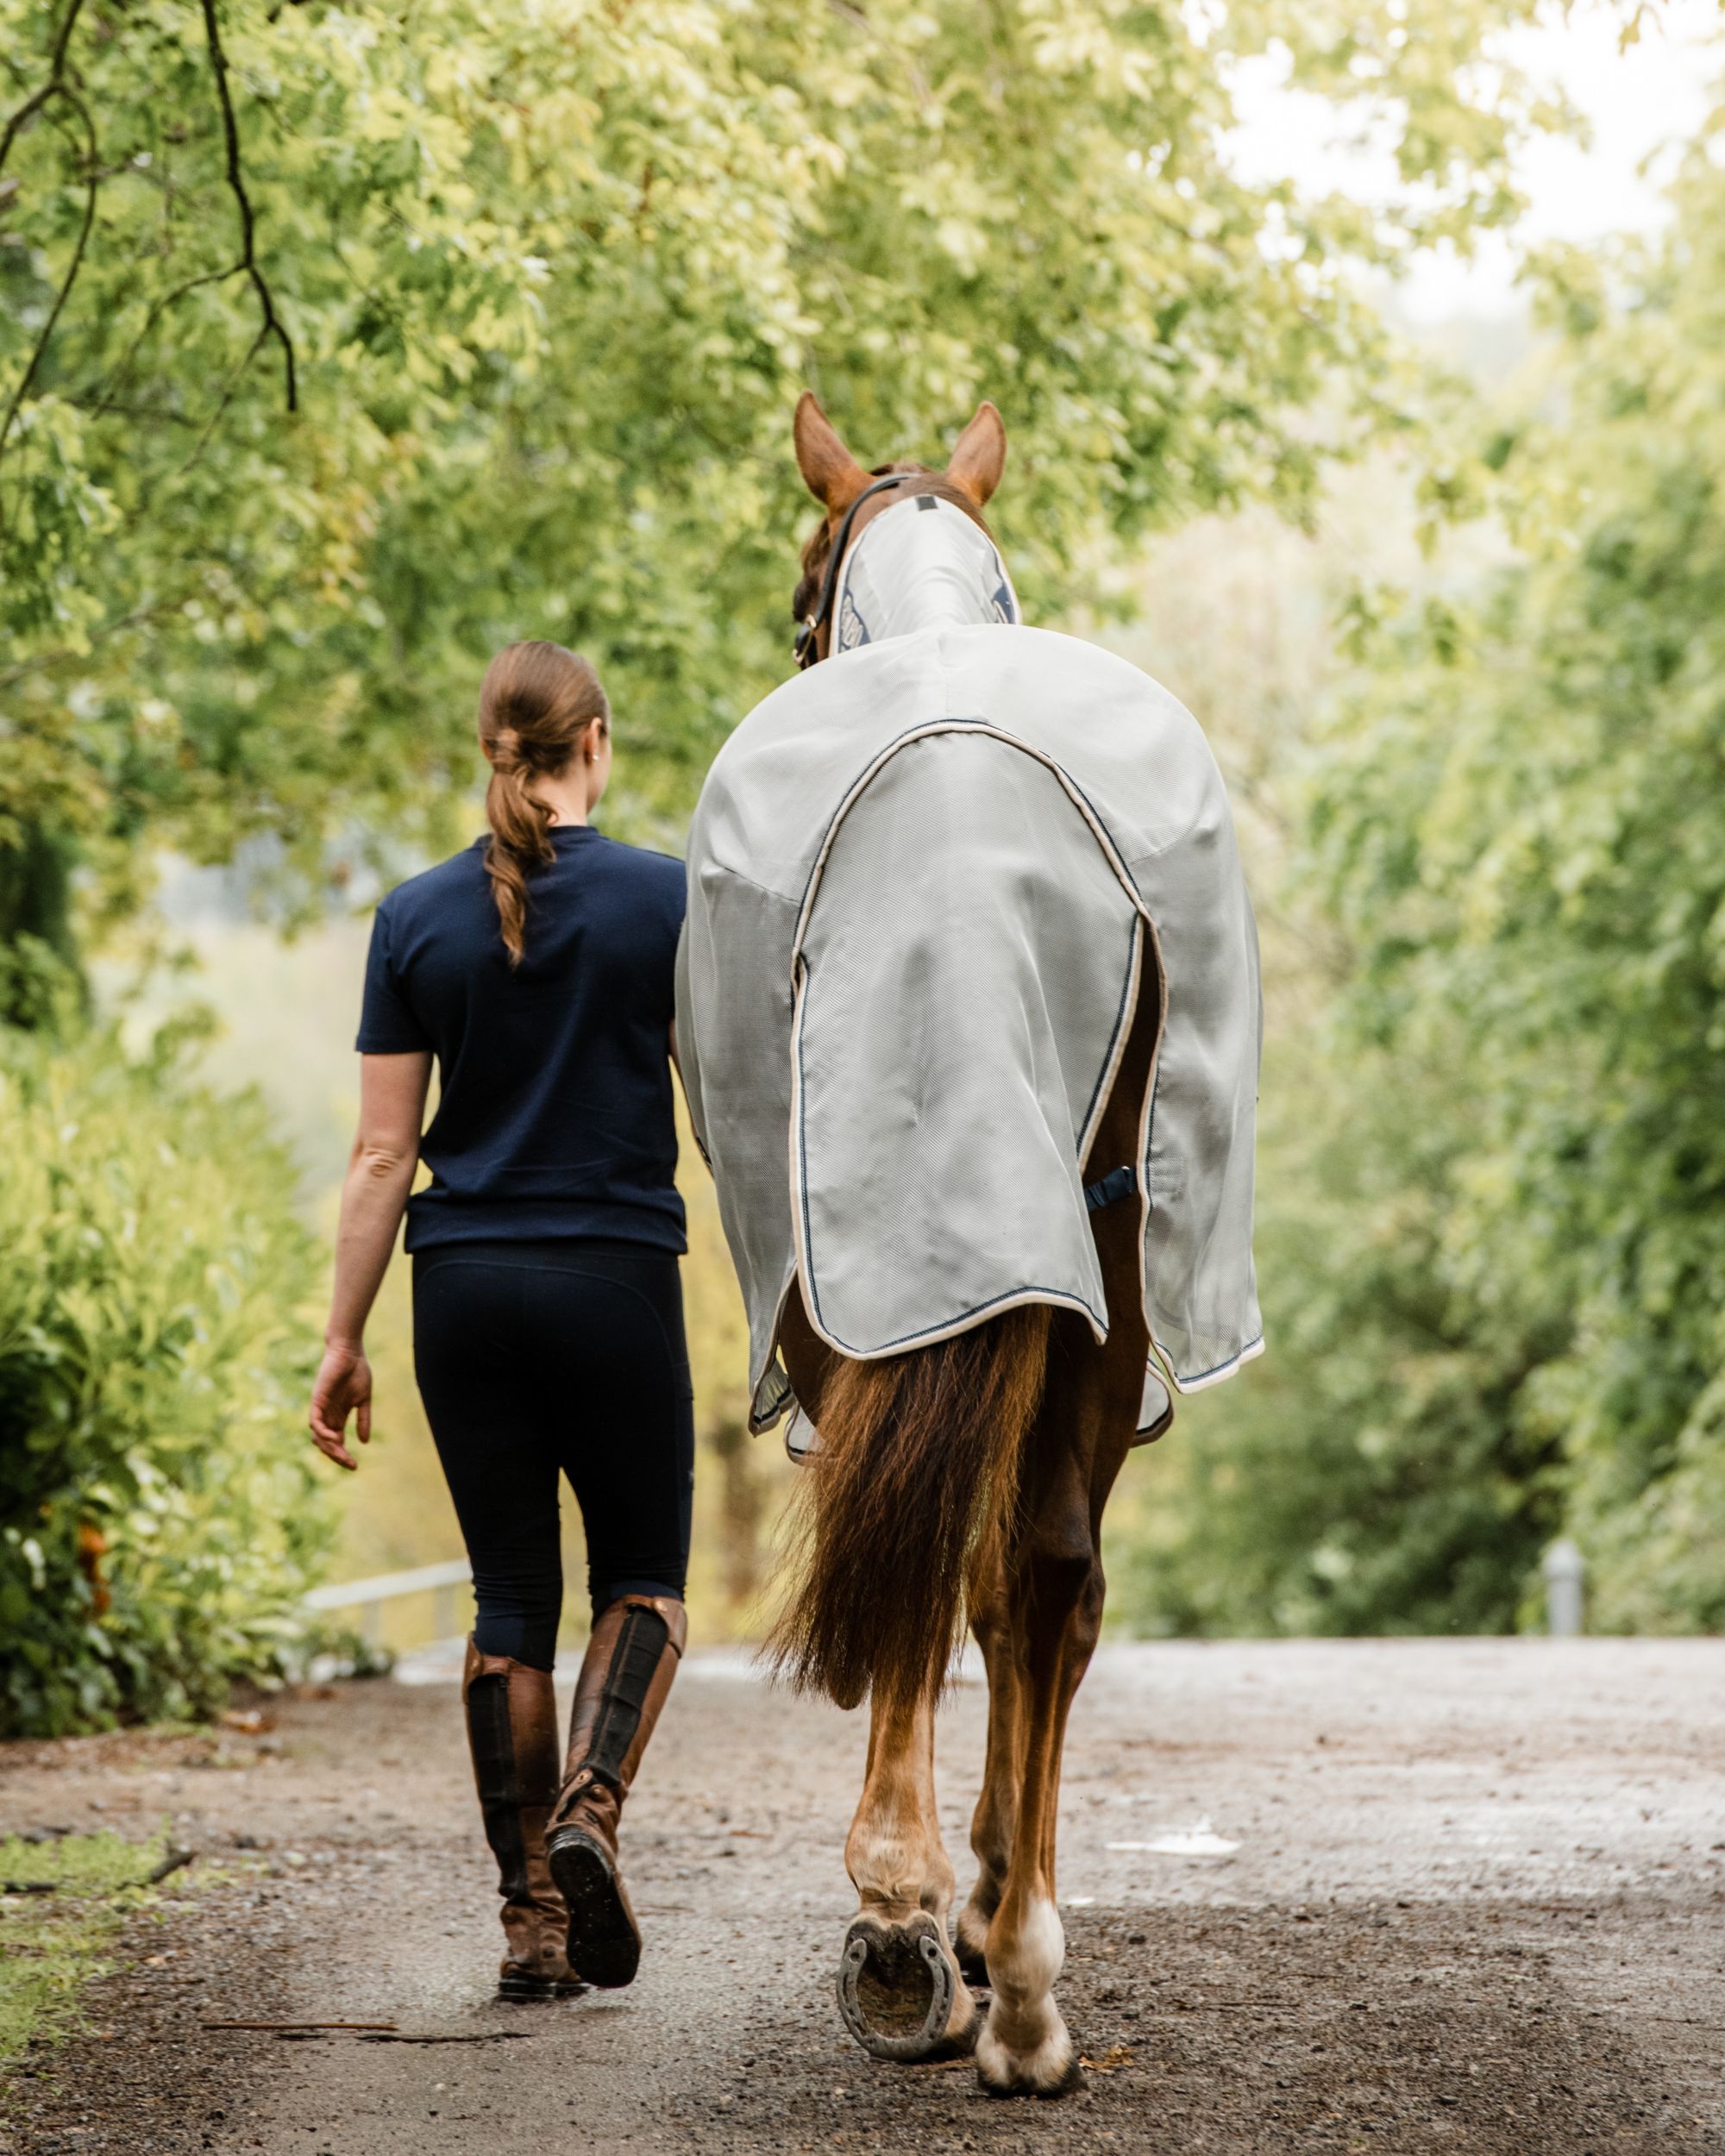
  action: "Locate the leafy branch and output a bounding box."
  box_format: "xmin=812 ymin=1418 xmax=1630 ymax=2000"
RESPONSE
xmin=0 ymin=0 xmax=301 ymax=515
xmin=198 ymin=0 xmax=297 ymax=413
xmin=0 ymin=82 xmax=98 ymax=482
xmin=0 ymin=0 xmax=97 ymax=501
xmin=0 ymin=598 xmax=180 ymax=693
xmin=0 ymin=0 xmax=85 ymax=176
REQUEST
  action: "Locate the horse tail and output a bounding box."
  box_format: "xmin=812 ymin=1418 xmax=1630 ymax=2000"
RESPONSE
xmin=767 ymin=1305 xmax=1051 ymax=1715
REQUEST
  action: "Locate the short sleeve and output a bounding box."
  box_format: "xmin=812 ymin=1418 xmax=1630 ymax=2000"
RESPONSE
xmin=355 ymin=902 xmax=431 ymax=1054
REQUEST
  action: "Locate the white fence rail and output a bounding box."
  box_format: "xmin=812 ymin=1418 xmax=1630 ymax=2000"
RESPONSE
xmin=303 ymin=1545 xmax=1591 ymax=1656
xmin=303 ymin=1557 xmax=472 ymax=1649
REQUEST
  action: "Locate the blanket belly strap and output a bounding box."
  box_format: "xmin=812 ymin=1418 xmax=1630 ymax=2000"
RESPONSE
xmin=1083 ymin=1164 xmax=1139 ymax=1215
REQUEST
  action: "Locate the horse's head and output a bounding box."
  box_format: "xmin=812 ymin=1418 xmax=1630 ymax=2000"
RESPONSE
xmin=790 ymin=393 xmax=1010 ymax=667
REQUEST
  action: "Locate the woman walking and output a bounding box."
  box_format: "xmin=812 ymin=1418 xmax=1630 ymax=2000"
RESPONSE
xmin=308 ymin=641 xmax=693 ymax=2001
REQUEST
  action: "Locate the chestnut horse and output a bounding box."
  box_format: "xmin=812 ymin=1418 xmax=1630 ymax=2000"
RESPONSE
xmin=762 ymin=394 xmax=1163 ymax=2096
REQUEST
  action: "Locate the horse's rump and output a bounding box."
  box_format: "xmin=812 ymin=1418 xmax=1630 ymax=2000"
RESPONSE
xmin=794 ymin=725 xmax=1142 ymax=1360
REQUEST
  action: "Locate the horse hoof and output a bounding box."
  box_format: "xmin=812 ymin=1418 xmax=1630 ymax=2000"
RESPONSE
xmin=836 ymin=1911 xmax=966 ymax=2061
xmin=980 ymin=2057 xmax=1086 ymax=2101
xmin=975 ymin=2015 xmax=1083 ymax=2097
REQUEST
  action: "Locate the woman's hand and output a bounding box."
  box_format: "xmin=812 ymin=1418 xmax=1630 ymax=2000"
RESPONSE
xmin=311 ymin=1050 xmax=430 ymax=1473
xmin=309 ymin=1343 xmax=373 ymax=1471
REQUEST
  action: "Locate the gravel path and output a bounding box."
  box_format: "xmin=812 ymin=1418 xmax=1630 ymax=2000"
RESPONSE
xmin=3 ymin=1639 xmax=1722 ymax=2155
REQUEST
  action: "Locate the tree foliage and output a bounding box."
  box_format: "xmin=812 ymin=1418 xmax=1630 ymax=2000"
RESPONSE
xmin=3 ymin=0 xmax=1556 ymax=943
xmin=1307 ymin=143 xmax=1725 ymax=1630
xmin=1110 ymin=1021 xmax=1575 ymax=1635
xmin=1119 ymin=126 xmax=1725 ymax=1637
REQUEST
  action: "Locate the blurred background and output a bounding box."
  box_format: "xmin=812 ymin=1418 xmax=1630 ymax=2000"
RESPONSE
xmin=3 ymin=0 xmax=1722 ymax=1737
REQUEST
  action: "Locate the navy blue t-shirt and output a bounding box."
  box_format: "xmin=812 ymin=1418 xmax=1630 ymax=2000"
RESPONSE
xmin=356 ymin=828 xmax=687 ymax=1254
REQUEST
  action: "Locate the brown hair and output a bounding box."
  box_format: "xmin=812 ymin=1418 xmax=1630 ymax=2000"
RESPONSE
xmin=477 ymin=641 xmax=610 ymax=964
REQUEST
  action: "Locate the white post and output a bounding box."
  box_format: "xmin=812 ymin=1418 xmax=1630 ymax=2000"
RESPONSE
xmin=1541 ymin=1538 xmax=1584 ymax=1638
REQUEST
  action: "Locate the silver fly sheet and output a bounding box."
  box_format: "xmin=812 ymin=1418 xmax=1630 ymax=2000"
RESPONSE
xmin=676 ymin=505 xmax=1263 ymax=1438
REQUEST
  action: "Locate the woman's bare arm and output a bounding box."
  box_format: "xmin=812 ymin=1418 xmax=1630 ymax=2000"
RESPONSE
xmin=308 ymin=1050 xmax=433 ymax=1470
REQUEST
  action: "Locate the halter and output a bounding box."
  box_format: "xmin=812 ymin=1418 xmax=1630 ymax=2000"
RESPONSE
xmin=793 ymin=473 xmax=922 ymax=670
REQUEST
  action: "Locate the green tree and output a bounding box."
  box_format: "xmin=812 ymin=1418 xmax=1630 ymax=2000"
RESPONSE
xmin=3 ymin=0 xmax=1563 ymax=972
xmin=1109 ymin=1024 xmax=1574 ymax=1636
xmin=1283 ymin=131 xmax=1725 ymax=1632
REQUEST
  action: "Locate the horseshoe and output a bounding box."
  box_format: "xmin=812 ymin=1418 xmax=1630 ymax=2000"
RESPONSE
xmin=835 ymin=1913 xmax=958 ymax=2062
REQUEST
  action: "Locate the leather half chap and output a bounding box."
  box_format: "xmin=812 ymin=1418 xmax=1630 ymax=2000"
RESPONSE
xmin=553 ymin=1594 xmax=688 ymax=1821
xmin=546 ymin=1594 xmax=687 ymax=1989
xmin=582 ymin=1604 xmax=672 ymax=1788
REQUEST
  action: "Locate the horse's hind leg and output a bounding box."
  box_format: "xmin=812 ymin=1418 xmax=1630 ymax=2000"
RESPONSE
xmin=973 ymin=1438 xmax=1111 ymax=2097
xmin=955 ymin=1548 xmax=1023 ymax=1984
xmin=836 ymin=1689 xmax=981 ymax=2061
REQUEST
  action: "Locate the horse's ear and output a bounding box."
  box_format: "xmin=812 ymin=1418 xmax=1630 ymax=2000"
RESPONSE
xmin=946 ymin=400 xmax=1007 ymax=507
xmin=794 ymin=392 xmax=869 ymax=515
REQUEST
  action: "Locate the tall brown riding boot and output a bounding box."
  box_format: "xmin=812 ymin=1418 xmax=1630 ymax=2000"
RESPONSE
xmin=461 ymin=1639 xmax=583 ymax=2001
xmin=545 ymin=1594 xmax=687 ymax=1990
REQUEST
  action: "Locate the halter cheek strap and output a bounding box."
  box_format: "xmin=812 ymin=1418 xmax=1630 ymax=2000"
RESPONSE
xmin=794 ymin=473 xmax=919 ymax=669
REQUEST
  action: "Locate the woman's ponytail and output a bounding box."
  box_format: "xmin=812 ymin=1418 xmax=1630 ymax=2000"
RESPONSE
xmin=476 ymin=642 xmax=610 ymax=965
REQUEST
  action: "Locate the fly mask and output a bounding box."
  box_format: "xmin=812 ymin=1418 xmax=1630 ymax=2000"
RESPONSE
xmin=831 ymin=493 xmax=1019 ymax=653
xmin=795 ymin=486 xmax=1018 ymax=667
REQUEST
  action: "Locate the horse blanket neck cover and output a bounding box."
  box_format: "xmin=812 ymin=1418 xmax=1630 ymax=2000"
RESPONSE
xmin=676 ymin=495 xmax=1263 ymax=1439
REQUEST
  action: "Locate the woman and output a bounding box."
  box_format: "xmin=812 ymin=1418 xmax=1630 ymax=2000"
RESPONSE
xmin=308 ymin=641 xmax=692 ymax=2002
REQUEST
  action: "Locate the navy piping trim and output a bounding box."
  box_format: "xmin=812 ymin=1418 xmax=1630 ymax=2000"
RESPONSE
xmin=789 ymin=718 xmax=1147 ymax=928
xmin=1140 ymin=1026 xmax=1165 ymax=1224
xmin=794 ymin=1282 xmax=1109 ymax=1361
xmin=1164 ymin=1332 xmax=1266 ymax=1388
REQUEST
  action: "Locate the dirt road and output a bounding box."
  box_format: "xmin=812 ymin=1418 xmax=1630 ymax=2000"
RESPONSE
xmin=3 ymin=1639 xmax=1722 ymax=2155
